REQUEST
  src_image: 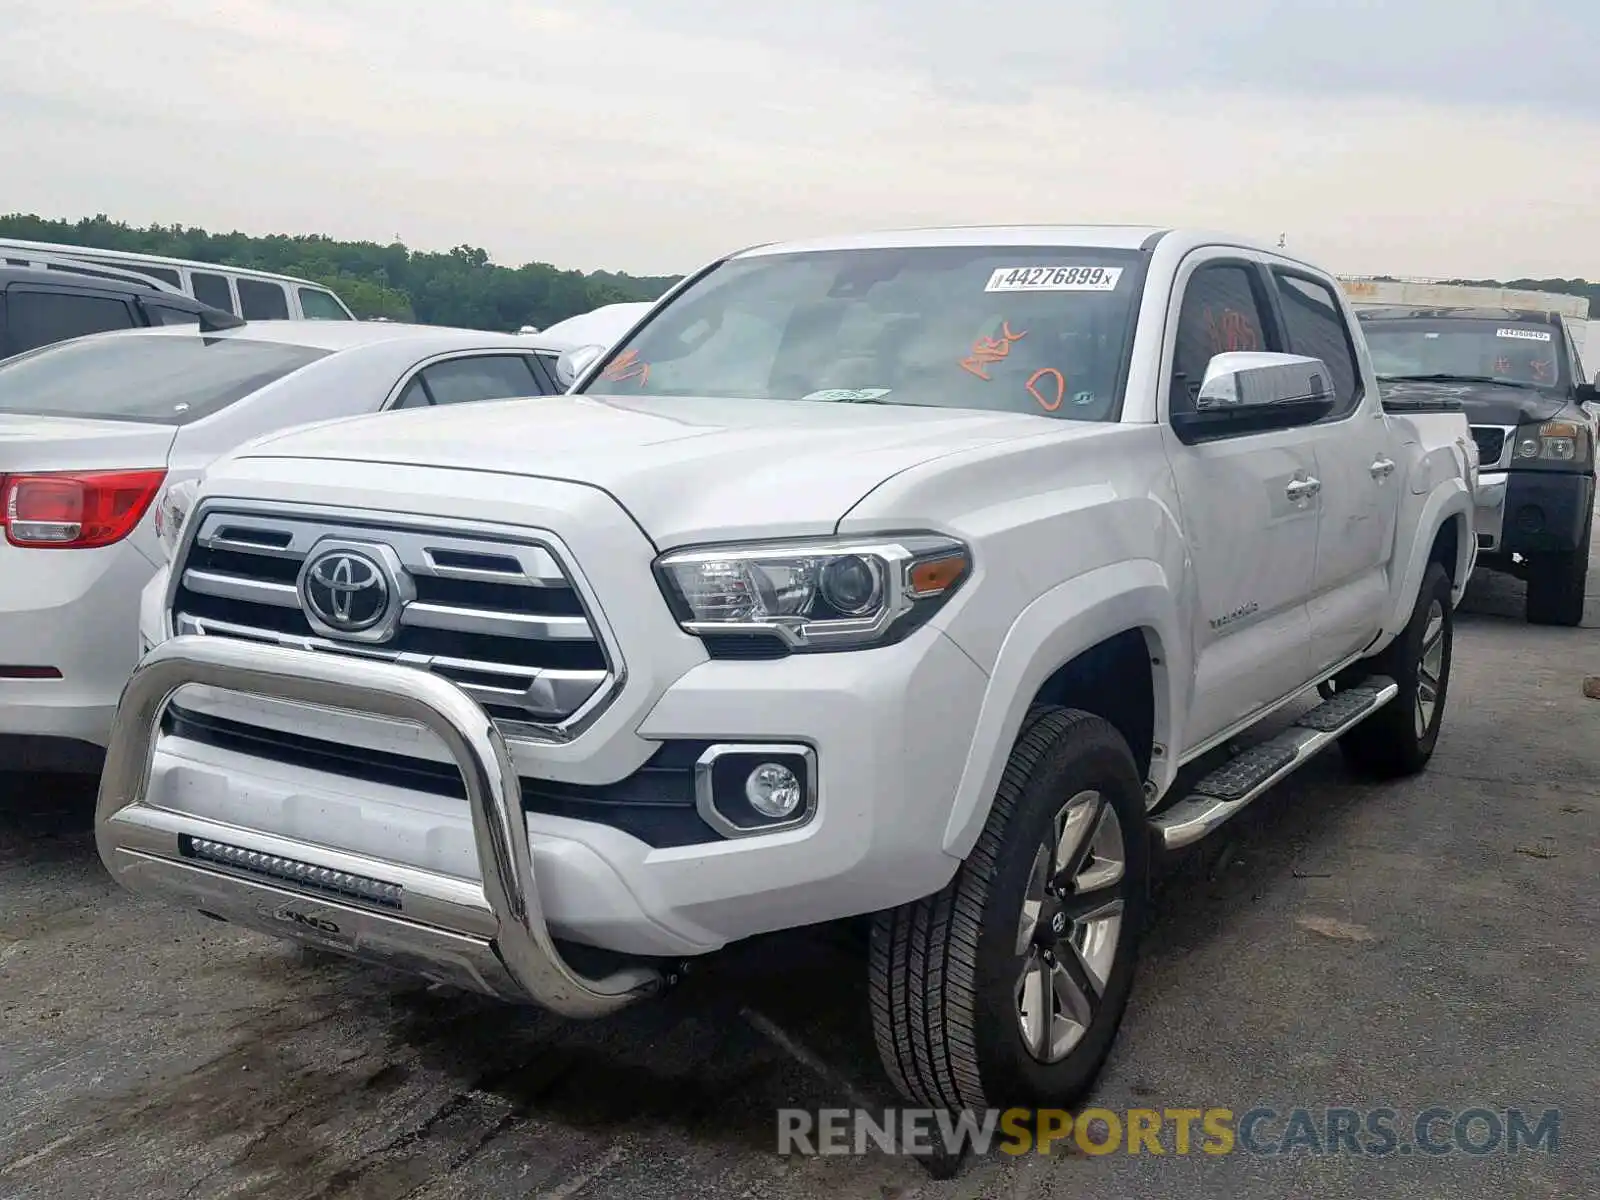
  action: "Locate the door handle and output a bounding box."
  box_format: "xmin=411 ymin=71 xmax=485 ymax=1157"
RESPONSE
xmin=1285 ymin=477 xmax=1321 ymax=501
xmin=1370 ymin=457 xmax=1396 ymax=479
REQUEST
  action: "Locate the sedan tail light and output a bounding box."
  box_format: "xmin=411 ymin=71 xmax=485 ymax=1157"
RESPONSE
xmin=2 ymin=469 xmax=168 ymax=549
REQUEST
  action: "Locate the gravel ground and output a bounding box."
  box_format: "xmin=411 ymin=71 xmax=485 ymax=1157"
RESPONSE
xmin=2 ymin=550 xmax=1596 ymax=1200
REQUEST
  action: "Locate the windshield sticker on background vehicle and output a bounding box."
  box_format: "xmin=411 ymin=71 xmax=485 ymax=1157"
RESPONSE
xmin=984 ymin=266 xmax=1123 ymax=293
xmin=1496 ymin=328 xmax=1552 ymax=342
xmin=602 ymin=348 xmax=651 ymax=385
xmin=1025 ymin=367 xmax=1067 ymax=412
xmin=802 ymin=388 xmax=892 ymax=401
xmin=959 ymin=321 xmax=1028 ymax=379
xmin=1530 ymin=359 xmax=1554 ymax=381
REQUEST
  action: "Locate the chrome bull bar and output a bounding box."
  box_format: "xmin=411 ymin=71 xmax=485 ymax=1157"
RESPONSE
xmin=94 ymin=634 xmax=664 ymax=1018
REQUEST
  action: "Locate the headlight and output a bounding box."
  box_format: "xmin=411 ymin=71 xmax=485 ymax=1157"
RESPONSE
xmin=153 ymin=478 xmax=199 ymax=562
xmin=654 ymin=534 xmax=971 ymax=652
xmin=1512 ymin=420 xmax=1589 ymax=466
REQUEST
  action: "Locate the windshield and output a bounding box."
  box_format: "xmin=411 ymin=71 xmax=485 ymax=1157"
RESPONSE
xmin=577 ymin=245 xmax=1147 ymax=421
xmin=1360 ymin=317 xmax=1567 ymax=390
xmin=0 ymin=334 xmax=332 ymax=424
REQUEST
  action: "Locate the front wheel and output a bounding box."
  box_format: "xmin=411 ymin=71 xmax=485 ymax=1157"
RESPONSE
xmin=1525 ymin=505 xmax=1592 ymax=627
xmin=1338 ymin=561 xmax=1453 ymax=779
xmin=869 ymin=708 xmax=1150 ymax=1111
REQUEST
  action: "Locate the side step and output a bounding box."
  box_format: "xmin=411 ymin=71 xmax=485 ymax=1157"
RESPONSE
xmin=1152 ymin=676 xmax=1398 ymax=851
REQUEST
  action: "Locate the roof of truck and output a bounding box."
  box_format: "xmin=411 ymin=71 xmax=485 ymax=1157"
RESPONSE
xmin=732 ymin=224 xmax=1179 ymax=256
xmin=1356 ymin=306 xmax=1567 ymax=323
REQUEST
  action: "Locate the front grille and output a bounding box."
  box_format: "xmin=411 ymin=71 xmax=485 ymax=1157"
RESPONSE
xmin=170 ymin=508 xmax=617 ymax=737
xmin=1471 ymin=426 xmax=1507 ymax=467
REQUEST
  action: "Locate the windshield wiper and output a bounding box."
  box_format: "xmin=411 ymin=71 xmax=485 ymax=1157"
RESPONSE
xmin=1377 ymin=373 xmax=1536 ymax=389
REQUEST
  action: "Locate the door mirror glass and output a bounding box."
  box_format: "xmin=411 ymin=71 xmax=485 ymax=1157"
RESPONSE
xmin=1174 ymin=351 xmax=1336 ymax=442
xmin=554 ymin=343 xmax=605 ymax=390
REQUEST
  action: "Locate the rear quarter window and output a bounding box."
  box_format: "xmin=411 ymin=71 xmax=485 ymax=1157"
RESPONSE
xmin=298 ymin=288 xmax=351 ymax=320
xmin=0 ymin=334 xmax=333 ymax=424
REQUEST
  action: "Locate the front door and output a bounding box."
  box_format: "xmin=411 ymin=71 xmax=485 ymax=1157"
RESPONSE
xmin=1160 ymin=253 xmax=1319 ymax=751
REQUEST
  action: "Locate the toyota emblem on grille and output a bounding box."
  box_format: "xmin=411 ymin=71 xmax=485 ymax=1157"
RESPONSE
xmin=301 ymin=548 xmax=391 ymax=633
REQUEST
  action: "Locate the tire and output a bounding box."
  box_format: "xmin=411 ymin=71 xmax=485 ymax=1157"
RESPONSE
xmin=1338 ymin=561 xmax=1453 ymax=779
xmin=868 ymin=708 xmax=1151 ymax=1111
xmin=1524 ymin=503 xmax=1592 ymax=627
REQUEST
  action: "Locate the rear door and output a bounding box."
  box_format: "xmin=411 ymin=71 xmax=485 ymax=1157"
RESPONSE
xmin=1265 ymin=262 xmax=1399 ymax=674
xmin=1 ymin=284 xmax=139 ymax=356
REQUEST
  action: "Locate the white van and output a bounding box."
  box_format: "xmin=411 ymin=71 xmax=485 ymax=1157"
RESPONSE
xmin=0 ymin=238 xmax=356 ymax=321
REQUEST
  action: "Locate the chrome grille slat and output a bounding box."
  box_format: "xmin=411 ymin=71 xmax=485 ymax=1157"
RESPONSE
xmin=171 ymin=509 xmax=617 ymax=735
xmin=182 ymin=569 xmax=301 ymax=608
xmin=400 ymin=602 xmax=595 ymax=641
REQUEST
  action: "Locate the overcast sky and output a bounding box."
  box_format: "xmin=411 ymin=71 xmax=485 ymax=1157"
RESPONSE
xmin=3 ymin=0 xmax=1596 ymax=279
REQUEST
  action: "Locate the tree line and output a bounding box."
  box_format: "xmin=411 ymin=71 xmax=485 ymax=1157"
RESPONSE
xmin=5 ymin=213 xmax=1598 ymax=330
xmin=0 ymin=213 xmax=682 ymax=330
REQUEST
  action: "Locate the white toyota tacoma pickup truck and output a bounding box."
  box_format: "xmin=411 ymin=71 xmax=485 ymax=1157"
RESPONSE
xmin=99 ymin=226 xmax=1477 ymax=1113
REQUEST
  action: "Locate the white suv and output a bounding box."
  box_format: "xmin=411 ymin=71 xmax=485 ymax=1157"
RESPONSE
xmin=99 ymin=226 xmax=1476 ymax=1111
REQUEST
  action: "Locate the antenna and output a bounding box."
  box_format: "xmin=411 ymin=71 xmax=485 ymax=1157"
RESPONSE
xmin=1277 ymin=233 xmax=1287 ymax=249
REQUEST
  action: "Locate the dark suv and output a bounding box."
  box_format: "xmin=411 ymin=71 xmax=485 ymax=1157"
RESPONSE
xmin=1360 ymin=305 xmax=1597 ymax=626
xmin=0 ymin=266 xmax=242 ymax=359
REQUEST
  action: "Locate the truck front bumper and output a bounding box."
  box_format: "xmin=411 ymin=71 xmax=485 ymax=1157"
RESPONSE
xmin=96 ymin=635 xmax=664 ymax=1016
xmin=1475 ymin=469 xmax=1595 ymax=556
xmin=96 ymin=623 xmax=985 ymax=1000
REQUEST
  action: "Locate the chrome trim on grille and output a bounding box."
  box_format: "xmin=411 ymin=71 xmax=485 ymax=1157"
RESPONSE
xmin=166 ymin=500 xmax=625 ymax=742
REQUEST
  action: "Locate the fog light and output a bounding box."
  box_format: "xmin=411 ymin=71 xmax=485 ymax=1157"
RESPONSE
xmin=695 ymin=743 xmax=816 ymax=837
xmin=745 ymin=762 xmax=802 ymax=818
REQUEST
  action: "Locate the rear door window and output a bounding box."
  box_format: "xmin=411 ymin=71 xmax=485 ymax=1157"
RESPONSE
xmin=0 ymin=334 xmax=333 ymax=424
xmin=4 ymin=288 xmax=139 ymax=354
xmin=417 ymin=355 xmax=544 ymax=405
xmin=189 ymin=271 xmax=235 ymax=314
xmin=238 ymin=278 xmax=290 ymax=320
xmin=1271 ymin=270 xmax=1363 ymax=417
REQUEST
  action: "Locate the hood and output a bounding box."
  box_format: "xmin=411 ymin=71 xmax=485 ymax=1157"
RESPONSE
xmin=1376 ymin=378 xmax=1570 ymax=426
xmin=231 ymin=393 xmax=1060 ymax=545
xmin=0 ymin=412 xmax=177 ymax=474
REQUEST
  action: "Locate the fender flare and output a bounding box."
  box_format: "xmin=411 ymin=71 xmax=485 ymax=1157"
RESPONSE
xmin=940 ymin=559 xmax=1184 ymax=858
xmin=1382 ymin=480 xmax=1474 ymax=639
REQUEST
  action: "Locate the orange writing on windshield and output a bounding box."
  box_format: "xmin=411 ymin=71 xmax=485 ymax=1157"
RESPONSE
xmin=1530 ymin=358 xmax=1553 ymax=381
xmin=1026 ymin=368 xmax=1066 ymax=412
xmin=602 ymin=348 xmax=651 ymax=386
xmin=960 ymin=321 xmax=1027 ymax=380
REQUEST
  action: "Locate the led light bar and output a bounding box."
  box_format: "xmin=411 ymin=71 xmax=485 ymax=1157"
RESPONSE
xmin=182 ymin=836 xmax=403 ymax=909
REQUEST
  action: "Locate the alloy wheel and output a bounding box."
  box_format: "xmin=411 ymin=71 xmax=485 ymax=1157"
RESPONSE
xmin=1014 ymin=789 xmax=1127 ymax=1063
xmin=1416 ymin=599 xmax=1446 ymax=738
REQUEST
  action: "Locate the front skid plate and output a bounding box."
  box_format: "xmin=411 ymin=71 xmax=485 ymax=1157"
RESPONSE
xmin=112 ymin=848 xmax=525 ymax=1000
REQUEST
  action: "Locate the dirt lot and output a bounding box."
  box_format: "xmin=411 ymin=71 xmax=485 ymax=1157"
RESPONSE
xmin=2 ymin=560 xmax=1597 ymax=1200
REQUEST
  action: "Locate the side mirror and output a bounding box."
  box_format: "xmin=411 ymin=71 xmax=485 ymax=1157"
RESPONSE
xmin=554 ymin=343 xmax=605 ymax=391
xmin=1172 ymin=351 xmax=1336 ymax=443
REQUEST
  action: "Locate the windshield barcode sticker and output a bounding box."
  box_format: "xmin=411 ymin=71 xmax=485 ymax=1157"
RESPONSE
xmin=985 ymin=266 xmax=1123 ymax=292
xmin=1496 ymin=328 xmax=1552 ymax=342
